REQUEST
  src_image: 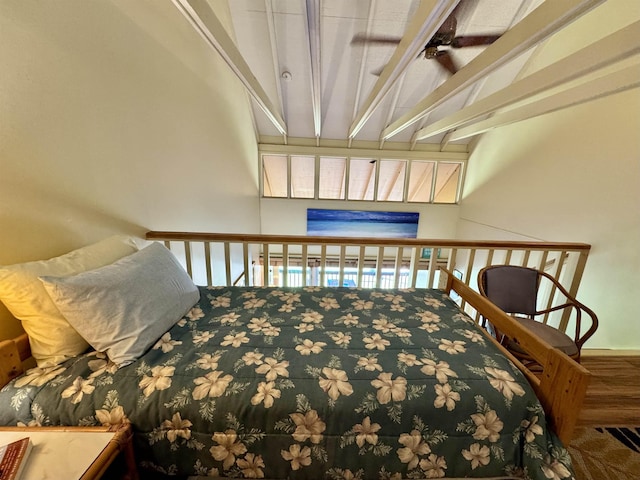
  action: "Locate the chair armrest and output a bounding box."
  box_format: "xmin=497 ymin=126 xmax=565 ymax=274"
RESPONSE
xmin=535 ymin=288 xmax=599 ymax=348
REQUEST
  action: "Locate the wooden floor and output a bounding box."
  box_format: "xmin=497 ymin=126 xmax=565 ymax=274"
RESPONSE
xmin=577 ymin=356 xmax=640 ymax=427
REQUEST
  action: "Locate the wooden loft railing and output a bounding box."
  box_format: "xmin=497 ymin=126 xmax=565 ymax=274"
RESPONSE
xmin=145 ymin=231 xmax=591 ymax=334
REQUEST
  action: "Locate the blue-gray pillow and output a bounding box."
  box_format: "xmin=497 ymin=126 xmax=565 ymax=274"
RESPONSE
xmin=40 ymin=242 xmax=200 ymax=366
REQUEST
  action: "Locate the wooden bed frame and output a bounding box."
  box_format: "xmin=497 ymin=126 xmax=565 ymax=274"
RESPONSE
xmin=440 ymin=269 xmax=590 ymax=445
xmin=0 ymin=234 xmax=592 ymax=446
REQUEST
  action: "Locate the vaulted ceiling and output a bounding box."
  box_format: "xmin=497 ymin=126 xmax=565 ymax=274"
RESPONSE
xmin=174 ymin=0 xmax=639 ymax=152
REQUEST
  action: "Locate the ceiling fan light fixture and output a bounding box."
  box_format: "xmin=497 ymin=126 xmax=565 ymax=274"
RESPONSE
xmin=423 ymin=46 xmax=440 ymax=59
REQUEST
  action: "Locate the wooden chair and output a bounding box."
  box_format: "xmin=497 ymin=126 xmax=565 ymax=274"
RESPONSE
xmin=477 ymin=265 xmax=598 ymax=364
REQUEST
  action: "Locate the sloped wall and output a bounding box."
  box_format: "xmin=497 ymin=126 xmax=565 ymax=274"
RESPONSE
xmin=0 ymin=0 xmax=260 ymax=337
xmin=459 ymin=0 xmax=640 ymax=350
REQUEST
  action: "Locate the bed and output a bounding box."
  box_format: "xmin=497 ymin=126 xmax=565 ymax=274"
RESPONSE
xmin=0 ymin=233 xmax=591 ymax=479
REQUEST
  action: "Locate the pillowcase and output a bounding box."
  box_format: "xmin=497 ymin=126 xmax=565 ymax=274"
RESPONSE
xmin=40 ymin=242 xmax=200 ymax=367
xmin=0 ymin=235 xmax=139 ymax=367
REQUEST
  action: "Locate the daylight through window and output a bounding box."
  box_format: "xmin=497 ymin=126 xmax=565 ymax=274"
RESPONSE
xmin=261 ymin=153 xmax=463 ymax=204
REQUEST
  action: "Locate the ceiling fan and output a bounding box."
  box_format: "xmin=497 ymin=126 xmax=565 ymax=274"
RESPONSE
xmin=351 ymin=6 xmax=503 ymax=75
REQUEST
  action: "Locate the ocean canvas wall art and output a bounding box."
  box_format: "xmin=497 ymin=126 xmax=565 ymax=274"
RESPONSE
xmin=307 ymin=209 xmax=419 ymax=238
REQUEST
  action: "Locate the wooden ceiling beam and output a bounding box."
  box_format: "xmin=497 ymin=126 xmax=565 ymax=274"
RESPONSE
xmin=305 ymin=0 xmax=322 ymax=145
xmin=265 ymin=0 xmax=287 ymax=144
xmin=381 ymin=0 xmax=605 ymax=141
xmin=349 ymin=0 xmax=377 ymax=149
xmin=448 ymin=63 xmax=640 ymax=142
xmin=173 ymin=0 xmax=287 ymax=135
xmin=347 ymin=0 xmax=460 ymax=141
xmin=413 ymin=20 xmax=640 ymax=141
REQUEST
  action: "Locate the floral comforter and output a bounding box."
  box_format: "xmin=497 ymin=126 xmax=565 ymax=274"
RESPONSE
xmin=0 ymin=286 xmax=574 ymax=479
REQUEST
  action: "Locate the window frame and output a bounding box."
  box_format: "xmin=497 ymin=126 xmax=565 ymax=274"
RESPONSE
xmin=259 ymin=146 xmax=467 ymax=205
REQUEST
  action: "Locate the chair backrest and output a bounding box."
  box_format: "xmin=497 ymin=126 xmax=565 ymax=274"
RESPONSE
xmin=478 ymin=265 xmax=540 ymax=316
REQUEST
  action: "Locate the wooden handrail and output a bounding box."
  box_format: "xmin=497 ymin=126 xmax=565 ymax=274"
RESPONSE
xmin=146 ymin=231 xmax=591 ymax=251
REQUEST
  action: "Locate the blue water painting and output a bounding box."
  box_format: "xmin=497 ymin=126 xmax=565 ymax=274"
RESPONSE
xmin=307 ymin=209 xmax=419 ymax=238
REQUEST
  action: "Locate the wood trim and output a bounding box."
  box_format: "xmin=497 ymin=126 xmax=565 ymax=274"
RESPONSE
xmin=582 ymin=349 xmax=640 ymax=356
xmin=146 ymin=231 xmax=591 ymax=251
xmin=0 ymin=338 xmax=22 ymax=386
xmin=0 ymin=424 xmax=138 ymax=480
xmin=183 ymin=241 xmax=192 ymax=278
xmin=82 ymin=423 xmax=138 ymax=480
xmin=0 ymin=333 xmax=29 ymax=387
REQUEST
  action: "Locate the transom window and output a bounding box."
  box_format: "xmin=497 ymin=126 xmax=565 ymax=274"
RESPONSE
xmin=261 ymin=153 xmax=463 ymax=204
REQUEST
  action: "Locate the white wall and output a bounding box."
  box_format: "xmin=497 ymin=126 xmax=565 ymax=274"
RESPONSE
xmin=459 ymin=0 xmax=640 ymax=349
xmin=260 ymin=199 xmax=460 ymax=238
xmin=0 ymin=0 xmax=260 ymax=338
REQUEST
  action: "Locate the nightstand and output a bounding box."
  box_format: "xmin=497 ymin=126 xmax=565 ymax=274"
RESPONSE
xmin=0 ymin=423 xmax=138 ymax=479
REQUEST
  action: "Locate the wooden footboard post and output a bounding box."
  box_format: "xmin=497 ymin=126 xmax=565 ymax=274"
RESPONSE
xmin=538 ymin=348 xmax=591 ymax=445
xmin=439 ymin=268 xmax=591 ymax=446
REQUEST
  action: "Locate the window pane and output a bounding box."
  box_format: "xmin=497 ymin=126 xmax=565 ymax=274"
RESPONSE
xmin=407 ymin=161 xmax=435 ymax=202
xmin=291 ymin=155 xmax=315 ymax=198
xmin=319 ymin=157 xmax=346 ymax=199
xmin=377 ymin=159 xmax=406 ymax=202
xmin=348 ymin=158 xmax=375 ymax=201
xmin=262 ymin=155 xmax=287 ymax=197
xmin=434 ymin=162 xmax=462 ymax=203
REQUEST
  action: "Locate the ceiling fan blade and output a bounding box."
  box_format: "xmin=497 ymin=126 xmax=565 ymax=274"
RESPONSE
xmin=428 ymin=9 xmax=458 ymax=47
xmin=437 ymin=9 xmax=458 ymax=37
xmin=451 ymin=34 xmax=502 ymax=48
xmin=434 ymin=51 xmax=458 ymax=75
xmin=351 ymin=33 xmax=402 ymax=46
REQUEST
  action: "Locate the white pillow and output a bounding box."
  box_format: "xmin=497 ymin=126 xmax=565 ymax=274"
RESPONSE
xmin=40 ymin=242 xmax=200 ymax=367
xmin=0 ymin=236 xmax=139 ymax=366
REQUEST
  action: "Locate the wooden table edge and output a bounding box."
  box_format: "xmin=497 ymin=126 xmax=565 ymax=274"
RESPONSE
xmin=0 ymin=424 xmax=138 ymax=480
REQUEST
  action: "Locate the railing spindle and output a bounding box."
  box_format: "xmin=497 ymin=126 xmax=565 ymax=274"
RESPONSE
xmin=301 ymin=244 xmax=308 ymax=287
xmin=224 ymin=242 xmax=232 ymax=286
xmin=393 ymin=247 xmax=403 ymax=289
xmin=282 ymin=244 xmax=289 ymax=288
xmin=409 ymin=247 xmax=420 ymax=288
xmin=357 ymin=246 xmax=366 ymax=288
xmin=320 ymin=245 xmax=327 ymax=287
xmin=204 ymin=242 xmax=212 ymax=286
xmin=242 ymin=243 xmax=250 ymax=286
xmin=262 ymin=243 xmax=269 ymax=287
xmin=338 ymin=246 xmax=346 ymax=288
xmin=184 ymin=241 xmax=193 ymax=279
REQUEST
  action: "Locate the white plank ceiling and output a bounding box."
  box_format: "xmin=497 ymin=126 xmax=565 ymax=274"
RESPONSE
xmin=176 ymin=0 xmax=639 ymax=152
